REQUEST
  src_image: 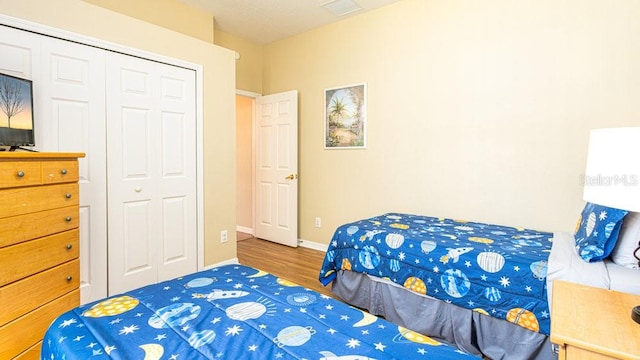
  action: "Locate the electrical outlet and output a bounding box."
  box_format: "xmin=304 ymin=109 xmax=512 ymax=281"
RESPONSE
xmin=220 ymin=230 xmax=228 ymax=243
xmin=315 ymin=217 xmax=321 ymax=228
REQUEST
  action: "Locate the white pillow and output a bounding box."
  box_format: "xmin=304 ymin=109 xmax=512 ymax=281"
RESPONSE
xmin=610 ymin=212 xmax=640 ymax=270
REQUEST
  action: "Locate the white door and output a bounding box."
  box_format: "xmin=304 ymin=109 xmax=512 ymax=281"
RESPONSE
xmin=254 ymin=91 xmax=298 ymax=247
xmin=40 ymin=36 xmax=108 ymax=303
xmin=0 ymin=26 xmax=109 ymax=303
xmin=106 ymin=52 xmax=197 ymax=294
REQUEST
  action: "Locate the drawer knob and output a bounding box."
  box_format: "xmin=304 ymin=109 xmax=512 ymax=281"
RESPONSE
xmin=61 ymin=169 xmax=68 ymax=175
xmin=65 ymin=193 xmax=72 ymax=199
xmin=65 ymin=216 xmax=72 ymax=222
xmin=66 ymin=276 xmax=73 ymax=282
xmin=17 ymin=171 xmax=25 ymax=177
xmin=66 ymin=244 xmax=73 ymax=250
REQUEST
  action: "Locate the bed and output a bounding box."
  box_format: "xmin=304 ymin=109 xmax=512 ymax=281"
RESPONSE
xmin=319 ymin=212 xmax=640 ymax=360
xmin=42 ymin=264 xmax=479 ymax=359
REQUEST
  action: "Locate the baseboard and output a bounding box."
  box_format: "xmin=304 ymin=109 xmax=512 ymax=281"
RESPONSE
xmin=236 ymin=225 xmax=253 ymax=234
xmin=298 ymin=238 xmax=329 ymax=252
xmin=203 ymin=257 xmax=239 ymax=270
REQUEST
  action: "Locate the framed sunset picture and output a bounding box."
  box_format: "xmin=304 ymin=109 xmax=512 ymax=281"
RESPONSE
xmin=324 ymin=83 xmax=366 ymax=149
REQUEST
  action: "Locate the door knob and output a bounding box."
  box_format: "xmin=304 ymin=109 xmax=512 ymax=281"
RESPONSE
xmin=285 ymin=174 xmax=298 ymax=180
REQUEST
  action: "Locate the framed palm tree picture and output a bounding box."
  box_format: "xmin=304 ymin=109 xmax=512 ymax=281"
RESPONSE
xmin=324 ymin=83 xmax=366 ymax=149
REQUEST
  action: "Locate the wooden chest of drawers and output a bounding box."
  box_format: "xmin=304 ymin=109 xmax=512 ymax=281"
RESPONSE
xmin=0 ymin=152 xmax=84 ymax=359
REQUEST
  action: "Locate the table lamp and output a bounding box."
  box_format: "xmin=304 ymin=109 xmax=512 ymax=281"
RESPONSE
xmin=582 ymin=127 xmax=640 ymax=325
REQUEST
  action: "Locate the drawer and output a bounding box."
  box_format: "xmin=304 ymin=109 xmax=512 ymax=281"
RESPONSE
xmin=0 ymin=259 xmax=79 ymax=326
xmin=0 ymin=161 xmax=42 ymax=188
xmin=0 ymin=229 xmax=79 ymax=286
xmin=0 ymin=289 xmax=79 ymax=360
xmin=0 ymin=206 xmax=79 ymax=248
xmin=0 ymin=183 xmax=79 ymax=219
xmin=42 ymin=160 xmax=79 ymax=184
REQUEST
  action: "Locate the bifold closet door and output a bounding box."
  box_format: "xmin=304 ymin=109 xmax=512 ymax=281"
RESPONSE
xmin=40 ymin=36 xmax=108 ymax=304
xmin=106 ymin=52 xmax=197 ymax=294
xmin=0 ymin=25 xmax=108 ymax=304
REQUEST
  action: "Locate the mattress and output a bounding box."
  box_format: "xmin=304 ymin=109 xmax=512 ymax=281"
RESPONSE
xmin=319 ymin=213 xmax=554 ymax=335
xmin=546 ymin=231 xmax=640 ymax=305
xmin=42 ymin=264 xmax=478 ymax=359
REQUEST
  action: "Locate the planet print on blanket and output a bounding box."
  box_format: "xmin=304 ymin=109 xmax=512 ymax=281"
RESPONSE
xmin=286 ymin=293 xmax=317 ymax=306
xmin=389 ymin=259 xmax=401 ymax=272
xmin=83 ymin=295 xmax=139 ymax=317
xmin=403 ymin=276 xmax=427 ymax=294
xmin=226 ymin=301 xmax=274 ymax=321
xmin=390 ymin=223 xmax=410 ymax=230
xmin=358 ymin=245 xmax=380 ymax=269
xmin=385 ymin=233 xmax=405 ymax=249
xmin=484 ymin=287 xmax=502 ymax=302
xmin=530 ymin=261 xmax=548 ymax=280
xmin=506 ymin=308 xmax=539 ymax=332
xmin=440 ymin=269 xmax=470 ymax=298
xmin=420 ymin=240 xmax=437 ymax=254
xmin=273 ymin=326 xmax=315 ymax=347
xmin=188 ymin=330 xmax=216 ymax=348
xmin=148 ymin=303 xmax=201 ymax=329
xmin=185 ymin=277 xmax=217 ymax=288
xmin=477 ymin=252 xmax=505 ymax=273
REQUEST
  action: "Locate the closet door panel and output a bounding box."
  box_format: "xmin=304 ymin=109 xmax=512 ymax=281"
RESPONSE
xmin=157 ymin=65 xmax=197 ymax=281
xmin=0 ymin=25 xmax=39 ymax=79
xmin=40 ymin=37 xmax=107 ymax=304
xmin=107 ymin=52 xmax=159 ymax=294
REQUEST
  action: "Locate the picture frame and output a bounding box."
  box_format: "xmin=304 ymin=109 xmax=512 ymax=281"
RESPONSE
xmin=0 ymin=72 xmax=35 ymax=148
xmin=324 ymin=82 xmax=366 ymax=149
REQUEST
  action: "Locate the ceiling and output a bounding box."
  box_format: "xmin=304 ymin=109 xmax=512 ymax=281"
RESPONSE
xmin=178 ymin=0 xmax=405 ymax=45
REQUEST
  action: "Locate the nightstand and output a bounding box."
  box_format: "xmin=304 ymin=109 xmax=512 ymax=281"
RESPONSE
xmin=551 ymin=280 xmax=640 ymax=360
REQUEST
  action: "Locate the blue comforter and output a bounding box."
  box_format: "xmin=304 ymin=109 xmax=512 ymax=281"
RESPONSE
xmin=42 ymin=264 xmax=477 ymax=359
xmin=319 ymin=213 xmax=553 ymax=335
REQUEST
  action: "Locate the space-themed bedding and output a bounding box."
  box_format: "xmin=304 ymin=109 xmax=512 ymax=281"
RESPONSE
xmin=319 ymin=213 xmax=554 ymax=335
xmin=42 ymin=264 xmax=478 ymax=360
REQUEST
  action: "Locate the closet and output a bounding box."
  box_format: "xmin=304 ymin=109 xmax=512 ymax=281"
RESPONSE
xmin=0 ymin=22 xmax=198 ymax=303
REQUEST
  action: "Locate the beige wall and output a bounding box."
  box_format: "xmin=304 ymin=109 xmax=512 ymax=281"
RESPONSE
xmin=236 ymin=95 xmax=253 ymax=229
xmin=0 ymin=0 xmax=238 ymax=265
xmin=82 ymin=0 xmax=215 ymax=43
xmin=264 ymin=0 xmax=640 ymax=245
xmin=215 ymin=30 xmax=264 ymax=94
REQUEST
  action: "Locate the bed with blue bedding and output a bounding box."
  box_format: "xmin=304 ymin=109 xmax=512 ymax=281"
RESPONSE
xmin=42 ymin=264 xmax=478 ymax=359
xmin=319 ymin=213 xmax=556 ymax=360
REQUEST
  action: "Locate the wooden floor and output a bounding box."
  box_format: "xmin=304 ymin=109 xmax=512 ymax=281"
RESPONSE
xmin=237 ymin=235 xmax=334 ymax=297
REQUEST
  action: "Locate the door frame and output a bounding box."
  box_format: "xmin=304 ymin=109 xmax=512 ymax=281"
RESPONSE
xmin=236 ymin=89 xmax=260 ymax=237
xmin=0 ymin=14 xmax=206 ymax=296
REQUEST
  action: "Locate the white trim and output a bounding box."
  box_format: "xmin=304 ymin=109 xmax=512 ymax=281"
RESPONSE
xmin=0 ymin=14 xmax=198 ymax=71
xmin=235 ymin=90 xmax=259 ymax=241
xmin=236 ymin=89 xmax=261 ymax=98
xmin=298 ymin=239 xmax=329 ymax=253
xmin=203 ymin=257 xmax=240 ymax=270
xmin=236 ymin=225 xmax=253 ymax=235
xmin=195 ymin=65 xmax=205 ymax=271
xmin=0 ymin=13 xmax=206 ymax=270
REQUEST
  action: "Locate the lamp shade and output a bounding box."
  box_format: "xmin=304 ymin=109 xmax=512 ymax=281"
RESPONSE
xmin=583 ymin=127 xmax=640 ymax=212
